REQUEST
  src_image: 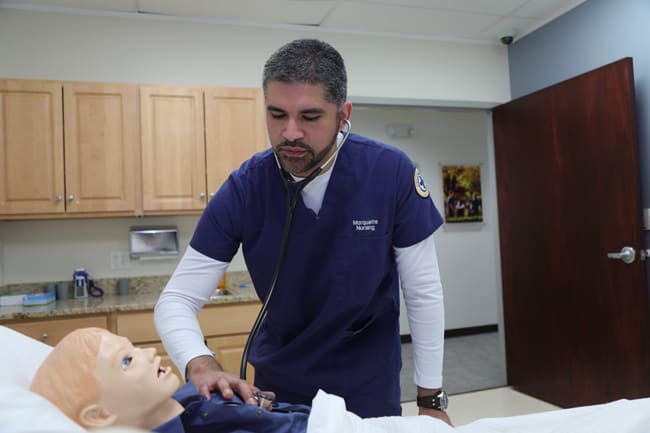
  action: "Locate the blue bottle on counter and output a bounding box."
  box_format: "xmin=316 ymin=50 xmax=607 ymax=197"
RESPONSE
xmin=73 ymin=268 xmax=89 ymax=298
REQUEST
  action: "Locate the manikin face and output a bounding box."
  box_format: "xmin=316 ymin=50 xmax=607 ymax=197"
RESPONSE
xmin=265 ymin=81 xmax=351 ymax=177
xmin=94 ymin=332 xmax=180 ymax=422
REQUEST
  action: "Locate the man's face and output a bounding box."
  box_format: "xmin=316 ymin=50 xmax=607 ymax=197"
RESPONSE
xmin=265 ymin=81 xmax=351 ymax=177
xmin=94 ymin=332 xmax=180 ymax=420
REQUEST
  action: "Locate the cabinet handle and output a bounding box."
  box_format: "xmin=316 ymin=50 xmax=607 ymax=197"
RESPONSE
xmin=210 ymin=192 xmax=216 ymax=199
xmin=200 ymin=192 xmax=206 ymax=199
xmin=55 ymin=195 xmax=63 ymax=203
xmin=67 ymin=194 xmax=75 ymax=202
xmin=40 ymin=333 xmax=48 ymax=342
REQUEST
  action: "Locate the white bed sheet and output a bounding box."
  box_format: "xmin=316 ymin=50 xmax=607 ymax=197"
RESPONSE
xmin=307 ymin=389 xmax=650 ymax=433
xmin=2 ymin=325 xmax=649 ymax=433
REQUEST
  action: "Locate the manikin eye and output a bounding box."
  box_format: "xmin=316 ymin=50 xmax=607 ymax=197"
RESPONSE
xmin=122 ymin=356 xmax=133 ymax=370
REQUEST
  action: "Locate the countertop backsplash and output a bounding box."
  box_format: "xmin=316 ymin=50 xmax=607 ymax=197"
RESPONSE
xmin=0 ymin=271 xmax=252 ymax=297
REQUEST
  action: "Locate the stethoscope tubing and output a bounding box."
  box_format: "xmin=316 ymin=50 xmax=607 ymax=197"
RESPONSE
xmin=239 ymin=120 xmax=351 ymax=380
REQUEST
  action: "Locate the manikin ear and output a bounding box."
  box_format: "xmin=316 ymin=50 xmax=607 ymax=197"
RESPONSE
xmin=79 ymin=403 xmax=118 ymax=428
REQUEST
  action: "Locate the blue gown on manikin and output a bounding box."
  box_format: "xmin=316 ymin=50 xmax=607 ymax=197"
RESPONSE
xmin=191 ymin=133 xmax=443 ymax=417
xmin=153 ymin=382 xmax=310 ymax=433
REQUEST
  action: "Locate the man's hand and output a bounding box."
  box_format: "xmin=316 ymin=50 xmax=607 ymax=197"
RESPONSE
xmin=185 ymin=355 xmax=275 ymax=406
xmin=419 ymin=407 xmax=452 ymax=425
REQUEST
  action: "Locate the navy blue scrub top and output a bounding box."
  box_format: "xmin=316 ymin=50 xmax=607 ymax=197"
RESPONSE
xmin=191 ymin=133 xmax=443 ymax=417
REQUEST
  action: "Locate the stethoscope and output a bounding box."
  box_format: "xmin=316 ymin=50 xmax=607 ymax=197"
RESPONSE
xmin=240 ymin=119 xmax=352 ymax=384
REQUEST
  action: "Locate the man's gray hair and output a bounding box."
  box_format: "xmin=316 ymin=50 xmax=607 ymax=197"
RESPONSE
xmin=263 ymin=39 xmax=347 ymax=108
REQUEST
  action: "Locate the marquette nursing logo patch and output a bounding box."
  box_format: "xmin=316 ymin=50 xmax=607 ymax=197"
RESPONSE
xmin=414 ymin=167 xmax=430 ymax=198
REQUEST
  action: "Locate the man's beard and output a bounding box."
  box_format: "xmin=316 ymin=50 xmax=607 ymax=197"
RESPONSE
xmin=275 ymin=127 xmax=340 ymax=177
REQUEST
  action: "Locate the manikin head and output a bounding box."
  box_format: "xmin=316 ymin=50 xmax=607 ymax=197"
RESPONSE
xmin=30 ymin=328 xmax=183 ymax=430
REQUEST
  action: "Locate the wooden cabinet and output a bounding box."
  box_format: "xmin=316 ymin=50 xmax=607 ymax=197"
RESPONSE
xmin=141 ymin=85 xmax=268 ymax=213
xmin=0 ymin=79 xmax=65 ymax=215
xmin=204 ymin=87 xmax=268 ymax=199
xmin=199 ymin=302 xmax=260 ymax=379
xmin=207 ymin=333 xmax=254 ymax=380
xmin=5 ymin=315 xmax=108 ymax=346
xmin=113 ymin=302 xmax=260 ymax=379
xmin=63 ymin=82 xmax=140 ymax=214
xmin=113 ymin=310 xmax=183 ymax=381
xmin=1 ymin=78 xmax=266 ymax=218
xmin=0 ymin=79 xmax=140 ymax=217
xmin=4 ymin=300 xmax=260 ymax=382
xmin=140 ymin=86 xmax=206 ymax=212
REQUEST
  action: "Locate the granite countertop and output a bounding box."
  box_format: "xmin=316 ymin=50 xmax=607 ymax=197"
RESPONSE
xmin=0 ymin=271 xmax=260 ymax=321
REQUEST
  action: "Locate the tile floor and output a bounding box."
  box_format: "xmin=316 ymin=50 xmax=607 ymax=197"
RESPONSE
xmin=401 ymin=387 xmax=560 ymax=426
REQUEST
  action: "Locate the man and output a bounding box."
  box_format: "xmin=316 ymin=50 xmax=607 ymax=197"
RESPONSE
xmin=154 ymin=38 xmax=448 ymax=421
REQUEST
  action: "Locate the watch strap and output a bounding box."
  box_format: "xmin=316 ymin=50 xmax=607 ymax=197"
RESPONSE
xmin=416 ymin=390 xmax=448 ymax=410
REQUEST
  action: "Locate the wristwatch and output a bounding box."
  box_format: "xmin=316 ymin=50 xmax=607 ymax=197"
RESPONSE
xmin=416 ymin=390 xmax=448 ymax=410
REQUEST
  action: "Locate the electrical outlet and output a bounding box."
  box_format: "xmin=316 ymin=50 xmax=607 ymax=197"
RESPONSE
xmin=110 ymin=251 xmax=130 ymax=270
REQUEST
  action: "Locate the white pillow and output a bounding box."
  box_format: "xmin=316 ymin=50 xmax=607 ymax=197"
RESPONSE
xmin=0 ymin=325 xmax=52 ymax=387
xmin=0 ymin=383 xmax=86 ymax=433
xmin=0 ymin=325 xmax=86 ymax=433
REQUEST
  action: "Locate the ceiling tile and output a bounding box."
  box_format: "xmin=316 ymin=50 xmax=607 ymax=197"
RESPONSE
xmin=137 ymin=0 xmax=336 ymax=25
xmin=324 ymin=2 xmax=499 ymax=40
xmin=6 ymin=0 xmax=138 ymax=12
xmin=341 ymin=0 xmax=529 ymax=16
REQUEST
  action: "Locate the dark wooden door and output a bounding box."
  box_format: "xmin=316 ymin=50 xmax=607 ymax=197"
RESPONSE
xmin=493 ymin=58 xmax=650 ymax=407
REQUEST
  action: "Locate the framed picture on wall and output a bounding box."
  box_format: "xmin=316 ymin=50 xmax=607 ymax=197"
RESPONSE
xmin=441 ymin=164 xmax=483 ymax=223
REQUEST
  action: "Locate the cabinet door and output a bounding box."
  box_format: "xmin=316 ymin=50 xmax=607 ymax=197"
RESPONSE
xmin=206 ymin=334 xmax=255 ymax=379
xmin=141 ymin=86 xmax=207 ymax=212
xmin=204 ymin=87 xmax=268 ymax=199
xmin=64 ymin=82 xmax=139 ymax=213
xmin=0 ymin=79 xmax=65 ymax=215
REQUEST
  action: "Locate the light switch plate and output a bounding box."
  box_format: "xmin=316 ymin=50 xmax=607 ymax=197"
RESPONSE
xmin=111 ymin=251 xmax=130 ymax=270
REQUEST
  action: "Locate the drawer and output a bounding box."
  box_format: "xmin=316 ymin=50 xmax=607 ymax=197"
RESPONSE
xmin=114 ymin=311 xmax=157 ymax=343
xmin=114 ymin=301 xmax=261 ymax=343
xmin=199 ymin=302 xmax=261 ymax=336
xmin=7 ymin=315 xmax=108 ymax=346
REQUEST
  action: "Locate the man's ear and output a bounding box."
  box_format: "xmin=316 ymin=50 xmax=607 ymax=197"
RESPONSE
xmin=79 ymin=403 xmax=117 ymax=428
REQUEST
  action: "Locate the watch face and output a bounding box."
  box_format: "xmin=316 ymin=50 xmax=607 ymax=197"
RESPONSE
xmin=438 ymin=391 xmax=448 ymax=409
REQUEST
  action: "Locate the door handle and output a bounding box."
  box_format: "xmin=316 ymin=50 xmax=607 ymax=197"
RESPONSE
xmin=607 ymin=246 xmax=636 ymax=264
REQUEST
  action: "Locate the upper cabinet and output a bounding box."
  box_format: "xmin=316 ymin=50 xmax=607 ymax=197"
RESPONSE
xmin=0 ymin=80 xmax=65 ymax=215
xmin=0 ymin=79 xmax=140 ymax=217
xmin=140 ymin=86 xmax=206 ymax=212
xmin=141 ymin=85 xmax=268 ymax=214
xmin=64 ymin=82 xmax=140 ymax=214
xmin=0 ymin=78 xmax=267 ymax=219
xmin=204 ymin=87 xmax=268 ymax=199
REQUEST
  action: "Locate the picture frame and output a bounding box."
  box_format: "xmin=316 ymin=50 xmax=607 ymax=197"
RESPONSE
xmin=441 ymin=164 xmax=483 ymax=223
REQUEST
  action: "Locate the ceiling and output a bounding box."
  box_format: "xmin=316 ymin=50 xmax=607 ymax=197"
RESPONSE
xmin=1 ymin=0 xmax=586 ymax=45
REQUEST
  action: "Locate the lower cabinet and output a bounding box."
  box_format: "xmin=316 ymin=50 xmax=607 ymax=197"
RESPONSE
xmin=114 ymin=302 xmax=260 ymax=381
xmin=0 ymin=302 xmax=261 ymax=382
xmin=3 ymin=301 xmax=261 ymax=384
xmin=206 ymin=334 xmax=255 ymax=381
xmin=5 ymin=315 xmax=108 ymax=346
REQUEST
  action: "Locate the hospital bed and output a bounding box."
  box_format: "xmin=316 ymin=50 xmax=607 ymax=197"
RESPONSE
xmin=1 ymin=324 xmax=649 ymax=433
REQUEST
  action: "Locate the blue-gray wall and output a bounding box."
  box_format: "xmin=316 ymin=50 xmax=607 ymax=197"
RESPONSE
xmin=509 ymin=0 xmax=650 ymax=212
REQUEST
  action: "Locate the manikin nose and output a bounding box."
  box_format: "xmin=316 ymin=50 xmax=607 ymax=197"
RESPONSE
xmin=141 ymin=347 xmax=157 ymax=360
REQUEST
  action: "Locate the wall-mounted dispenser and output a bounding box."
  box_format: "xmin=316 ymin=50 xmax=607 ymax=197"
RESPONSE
xmin=129 ymin=227 xmax=179 ymax=260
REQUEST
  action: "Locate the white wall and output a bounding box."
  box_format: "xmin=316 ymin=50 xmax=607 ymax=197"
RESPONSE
xmin=0 ymin=7 xmax=510 ymax=105
xmin=0 ymin=7 xmax=506 ymax=330
xmin=352 ymin=106 xmax=498 ymax=331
